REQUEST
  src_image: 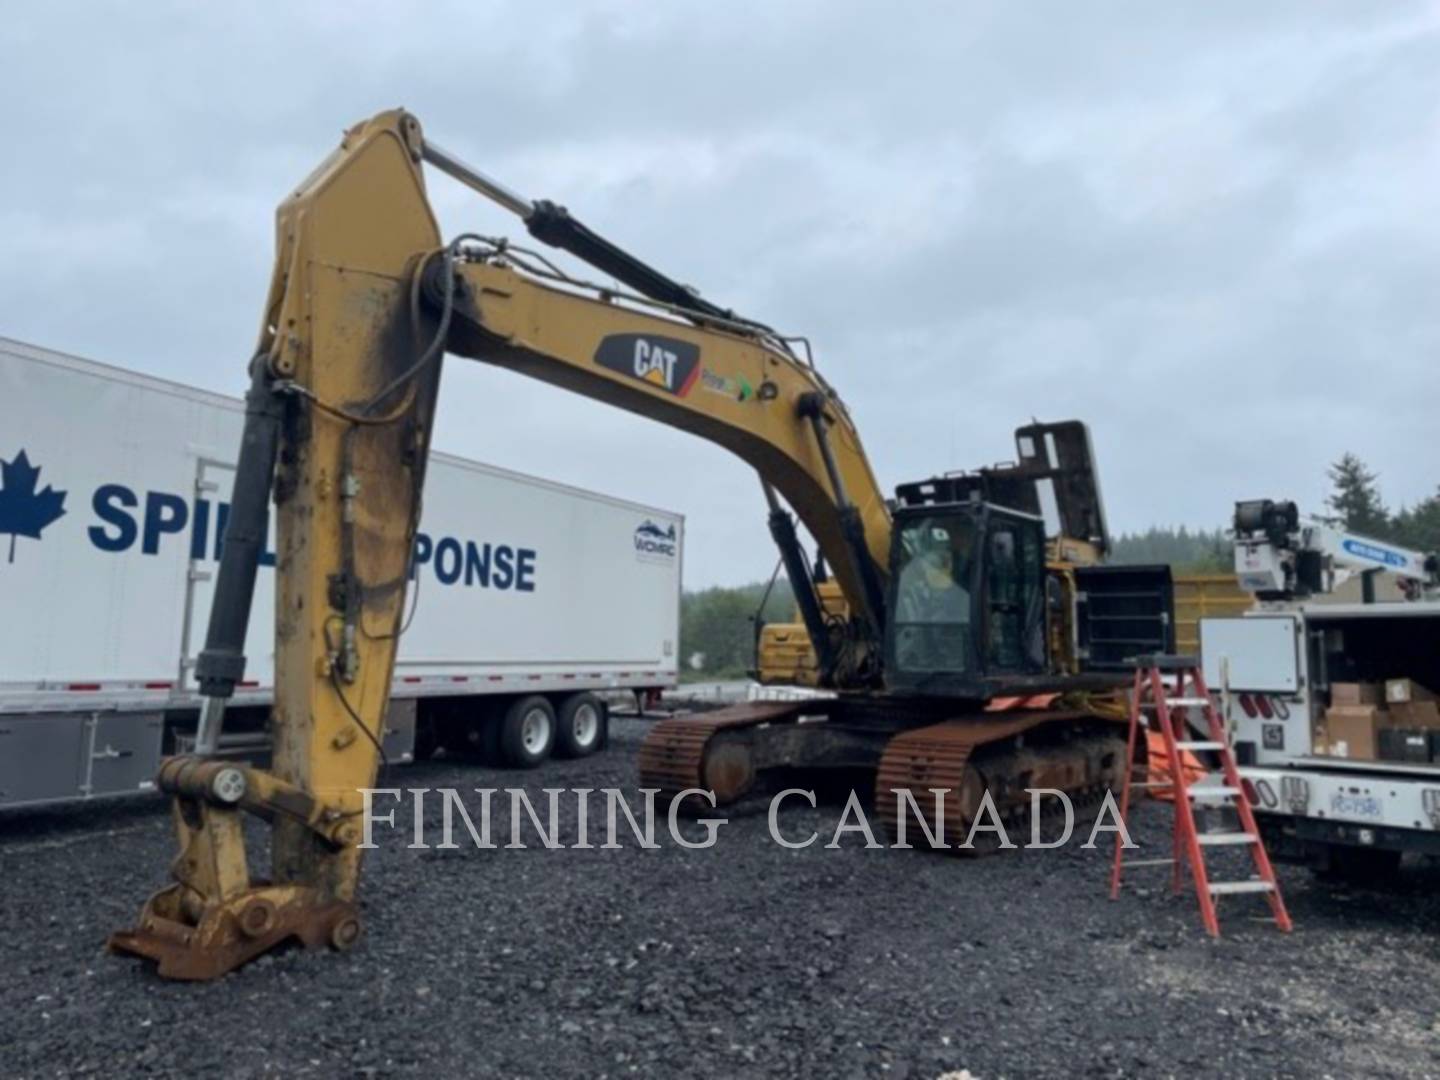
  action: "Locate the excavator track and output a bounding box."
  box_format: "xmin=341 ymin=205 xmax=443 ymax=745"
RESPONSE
xmin=637 ymin=701 xmax=814 ymax=803
xmin=874 ymin=712 xmax=1128 ymax=854
xmin=640 ymin=698 xmax=1129 ymax=847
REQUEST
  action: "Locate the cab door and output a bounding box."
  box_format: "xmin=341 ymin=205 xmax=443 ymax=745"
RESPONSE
xmin=981 ymin=512 xmax=1047 ymax=674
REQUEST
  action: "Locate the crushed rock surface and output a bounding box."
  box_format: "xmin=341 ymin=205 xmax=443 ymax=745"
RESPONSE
xmin=3 ymin=716 xmax=1438 ymax=1078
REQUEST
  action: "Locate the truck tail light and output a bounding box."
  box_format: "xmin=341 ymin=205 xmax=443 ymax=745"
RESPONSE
xmin=1255 ymin=695 xmax=1274 ymax=719
xmin=1240 ymin=778 xmax=1259 ymax=806
xmin=1238 ymin=693 xmax=1258 ymax=718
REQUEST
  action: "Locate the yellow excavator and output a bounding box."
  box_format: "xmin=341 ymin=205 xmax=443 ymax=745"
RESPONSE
xmin=109 ymin=110 xmax=1174 ymax=979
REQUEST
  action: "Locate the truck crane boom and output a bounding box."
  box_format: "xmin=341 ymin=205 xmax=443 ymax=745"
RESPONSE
xmin=1233 ymin=499 xmax=1439 ymax=601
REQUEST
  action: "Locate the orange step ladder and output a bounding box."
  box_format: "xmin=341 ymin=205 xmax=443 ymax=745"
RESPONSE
xmin=1109 ymin=655 xmax=1293 ymax=936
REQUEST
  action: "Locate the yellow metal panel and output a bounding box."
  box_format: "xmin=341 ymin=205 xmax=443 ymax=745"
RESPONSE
xmin=1173 ymin=573 xmax=1251 ymax=655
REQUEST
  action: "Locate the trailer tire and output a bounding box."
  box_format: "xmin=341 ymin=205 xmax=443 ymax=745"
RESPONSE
xmin=555 ymin=693 xmax=605 ymax=758
xmin=499 ymin=695 xmax=555 ymax=768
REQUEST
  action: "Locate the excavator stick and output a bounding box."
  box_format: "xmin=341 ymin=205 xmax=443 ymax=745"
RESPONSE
xmin=110 ymin=110 xmax=444 ymax=979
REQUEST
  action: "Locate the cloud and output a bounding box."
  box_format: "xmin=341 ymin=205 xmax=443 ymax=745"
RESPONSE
xmin=3 ymin=1 xmax=1437 ymax=587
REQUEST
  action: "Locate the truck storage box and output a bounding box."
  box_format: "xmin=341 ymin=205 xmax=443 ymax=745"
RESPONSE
xmin=1200 ymin=615 xmax=1299 ymax=693
xmin=1385 ymin=678 xmax=1437 ymax=704
xmin=1332 ymin=682 xmax=1382 ymax=706
xmin=0 ymin=714 xmax=86 ymax=804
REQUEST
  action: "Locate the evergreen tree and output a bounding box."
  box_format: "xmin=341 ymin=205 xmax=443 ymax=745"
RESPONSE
xmin=1109 ymin=526 xmax=1230 ymax=571
xmin=1324 ymin=453 xmax=1390 ymax=537
xmin=1391 ymin=488 xmax=1440 ymax=554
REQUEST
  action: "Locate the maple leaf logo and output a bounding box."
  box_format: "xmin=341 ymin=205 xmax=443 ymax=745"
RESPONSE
xmin=0 ymin=450 xmax=67 ymax=563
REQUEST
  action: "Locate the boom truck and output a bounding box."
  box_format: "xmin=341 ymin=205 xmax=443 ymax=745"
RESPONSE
xmin=1202 ymin=500 xmax=1440 ymax=877
xmin=110 ymin=110 xmax=1174 ymax=979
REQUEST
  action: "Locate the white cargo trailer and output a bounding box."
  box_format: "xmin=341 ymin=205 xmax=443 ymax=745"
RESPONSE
xmin=0 ymin=337 xmax=682 ymax=809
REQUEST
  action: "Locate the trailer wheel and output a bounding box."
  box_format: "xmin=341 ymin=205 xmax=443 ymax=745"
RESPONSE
xmin=555 ymin=693 xmax=605 ymax=758
xmin=499 ymin=695 xmax=555 ymax=768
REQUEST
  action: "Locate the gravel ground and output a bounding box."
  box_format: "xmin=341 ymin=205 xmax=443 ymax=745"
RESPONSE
xmin=3 ymin=716 xmax=1439 ymax=1079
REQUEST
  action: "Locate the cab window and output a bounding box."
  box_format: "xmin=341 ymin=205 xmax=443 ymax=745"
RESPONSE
xmin=891 ymin=516 xmax=978 ymax=674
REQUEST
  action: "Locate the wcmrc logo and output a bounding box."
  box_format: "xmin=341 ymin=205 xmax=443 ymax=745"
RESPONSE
xmin=0 ymin=448 xmax=538 ymax=592
xmin=634 ymin=519 xmax=677 ymax=560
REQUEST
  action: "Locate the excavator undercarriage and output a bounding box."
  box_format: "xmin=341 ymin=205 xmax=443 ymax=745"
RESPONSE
xmin=639 ymin=693 xmax=1131 ymax=850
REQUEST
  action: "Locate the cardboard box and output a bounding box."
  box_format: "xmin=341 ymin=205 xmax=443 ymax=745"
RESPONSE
xmin=1390 ymin=700 xmax=1440 ymax=729
xmin=1320 ymin=705 xmax=1387 ymax=760
xmin=1378 ymin=727 xmax=1432 ymax=764
xmin=1385 ymin=678 xmax=1437 ymax=704
xmin=1332 ymin=682 xmax=1382 ymax=707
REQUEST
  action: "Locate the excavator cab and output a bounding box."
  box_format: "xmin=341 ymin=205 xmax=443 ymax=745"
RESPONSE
xmin=885 ymin=502 xmax=1047 ymax=695
xmin=880 ymin=420 xmax=1155 ymax=700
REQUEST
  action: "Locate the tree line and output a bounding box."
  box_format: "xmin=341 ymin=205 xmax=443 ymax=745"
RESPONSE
xmin=1320 ymin=453 xmax=1439 ymax=553
xmin=679 ymin=454 xmax=1439 ymax=680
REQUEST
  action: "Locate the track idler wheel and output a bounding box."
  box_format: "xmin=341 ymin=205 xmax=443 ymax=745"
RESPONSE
xmin=701 ymin=740 xmax=756 ymax=804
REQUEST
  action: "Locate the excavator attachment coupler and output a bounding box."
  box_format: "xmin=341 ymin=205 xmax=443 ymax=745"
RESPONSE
xmin=108 ymin=756 xmax=366 ymax=980
xmin=109 ymin=885 xmax=359 ymax=982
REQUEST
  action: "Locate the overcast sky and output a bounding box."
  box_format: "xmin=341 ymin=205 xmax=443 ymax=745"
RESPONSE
xmin=3 ymin=2 xmax=1437 ymax=587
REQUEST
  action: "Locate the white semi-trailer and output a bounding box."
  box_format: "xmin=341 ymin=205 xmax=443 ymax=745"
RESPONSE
xmin=0 ymin=337 xmax=682 ymax=809
xmin=1201 ymin=499 xmax=1440 ymax=877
